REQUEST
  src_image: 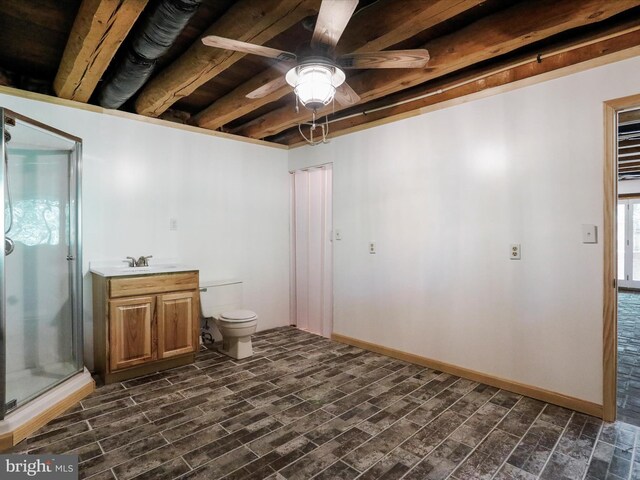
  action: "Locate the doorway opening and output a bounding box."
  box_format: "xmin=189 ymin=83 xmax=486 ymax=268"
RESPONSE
xmin=617 ymin=107 xmax=640 ymax=426
xmin=290 ymin=165 xmax=333 ymax=338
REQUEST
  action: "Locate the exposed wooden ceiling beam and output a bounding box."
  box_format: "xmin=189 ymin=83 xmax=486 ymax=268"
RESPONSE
xmin=282 ymin=28 xmax=640 ymax=146
xmin=53 ymin=0 xmax=148 ymax=102
xmin=620 ymin=154 xmax=640 ymax=163
xmin=277 ymin=23 xmax=640 ymax=146
xmin=134 ymin=0 xmax=320 ymax=117
xmin=620 ymin=139 xmax=640 ymax=147
xmin=191 ymin=0 xmax=483 ymax=131
xmin=619 ymin=147 xmax=640 ymax=154
xmin=619 ymin=161 xmax=640 ymax=169
xmin=234 ymin=0 xmax=640 ymax=140
xmin=620 ymin=109 xmax=640 ymax=123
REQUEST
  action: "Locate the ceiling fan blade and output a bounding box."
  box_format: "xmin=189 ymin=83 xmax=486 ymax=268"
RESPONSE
xmin=246 ymin=76 xmax=289 ymax=99
xmin=311 ymin=0 xmax=359 ymax=51
xmin=334 ymin=82 xmax=360 ymax=106
xmin=201 ymin=35 xmax=296 ymax=61
xmin=339 ymin=49 xmax=430 ymax=69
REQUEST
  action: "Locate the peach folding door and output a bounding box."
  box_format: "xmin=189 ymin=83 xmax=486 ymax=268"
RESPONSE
xmin=291 ymin=166 xmax=333 ymax=338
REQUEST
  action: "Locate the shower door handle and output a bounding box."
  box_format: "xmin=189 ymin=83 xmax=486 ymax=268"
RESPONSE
xmin=4 ymin=237 xmax=14 ymax=255
xmin=66 ymin=255 xmax=75 ymax=261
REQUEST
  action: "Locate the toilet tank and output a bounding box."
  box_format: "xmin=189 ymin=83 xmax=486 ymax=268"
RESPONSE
xmin=200 ymin=279 xmax=243 ymax=318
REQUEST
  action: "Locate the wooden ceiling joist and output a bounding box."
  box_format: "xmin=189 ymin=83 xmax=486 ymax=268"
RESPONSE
xmin=190 ymin=0 xmax=484 ymax=130
xmin=276 ymin=25 xmax=640 ymax=146
xmin=233 ymin=0 xmax=640 ymax=140
xmin=53 ymin=0 xmax=149 ymax=103
xmin=134 ymin=0 xmax=321 ymax=118
xmin=619 ymin=147 xmax=640 ymax=155
xmin=620 ymin=109 xmax=640 ymax=123
xmin=619 ymin=161 xmax=640 ymax=169
xmin=620 ymin=154 xmax=640 ymax=162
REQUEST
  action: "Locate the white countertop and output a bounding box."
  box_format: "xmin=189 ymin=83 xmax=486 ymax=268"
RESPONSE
xmin=89 ymin=260 xmax=198 ymax=277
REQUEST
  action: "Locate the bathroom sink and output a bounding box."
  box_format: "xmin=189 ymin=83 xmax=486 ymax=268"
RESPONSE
xmin=118 ymin=267 xmax=152 ymax=273
xmin=89 ymin=263 xmax=197 ymax=277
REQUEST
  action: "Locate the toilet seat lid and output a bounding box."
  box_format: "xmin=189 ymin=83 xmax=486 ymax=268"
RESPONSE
xmin=220 ymin=310 xmax=257 ymax=321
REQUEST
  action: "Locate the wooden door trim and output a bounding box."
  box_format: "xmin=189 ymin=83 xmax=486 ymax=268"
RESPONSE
xmin=603 ymin=93 xmax=640 ymax=422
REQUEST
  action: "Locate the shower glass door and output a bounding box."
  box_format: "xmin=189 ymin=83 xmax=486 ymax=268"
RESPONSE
xmin=0 ymin=109 xmax=83 ymax=415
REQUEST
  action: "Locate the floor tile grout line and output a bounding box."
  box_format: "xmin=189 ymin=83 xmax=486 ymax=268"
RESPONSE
xmin=243 ymin=388 xmax=414 ymax=476
xmin=97 ymin=438 xmax=106 ymax=455
xmin=26 ymin=405 xmax=142 ymax=454
xmin=489 ymin=403 xmax=554 ymax=480
xmin=49 ymin=393 xmax=140 ymax=429
xmin=25 ymin=327 xmax=625 ymax=480
xmin=345 ymin=382 xmax=501 ymax=479
xmin=395 ymin=386 xmax=507 ymax=480
xmin=442 ymin=391 xmax=520 ymax=480
xmin=311 ymin=459 xmax=361 ymax=480
xmin=178 ymin=454 xmax=193 ymax=472
xmin=331 ymin=376 xmax=473 ymax=470
xmin=275 ymin=371 xmax=495 ymax=478
xmin=27 ymin=341 xmax=292 ymax=454
xmin=537 ymin=411 xmax=576 ymax=479
xmin=628 ymin=425 xmax=638 ymax=480
xmin=580 ymin=421 xmax=604 ymax=480
xmin=89 ymin=439 xmax=172 ymax=480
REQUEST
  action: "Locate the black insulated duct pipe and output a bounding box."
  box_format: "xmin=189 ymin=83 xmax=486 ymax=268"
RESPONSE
xmin=98 ymin=0 xmax=201 ymax=109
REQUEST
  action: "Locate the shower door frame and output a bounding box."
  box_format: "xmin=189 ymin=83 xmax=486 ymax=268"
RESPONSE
xmin=0 ymin=108 xmax=84 ymax=419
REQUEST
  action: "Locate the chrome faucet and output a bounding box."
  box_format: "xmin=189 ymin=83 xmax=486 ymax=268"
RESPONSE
xmin=136 ymin=255 xmax=153 ymax=267
xmin=124 ymin=255 xmax=153 ymax=267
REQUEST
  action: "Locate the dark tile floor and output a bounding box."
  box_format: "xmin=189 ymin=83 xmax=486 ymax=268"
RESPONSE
xmin=619 ymin=291 xmax=640 ymax=427
xmin=10 ymin=327 xmax=640 ymax=480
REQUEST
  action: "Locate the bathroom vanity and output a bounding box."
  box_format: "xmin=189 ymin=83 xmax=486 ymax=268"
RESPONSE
xmin=91 ymin=267 xmax=200 ymax=384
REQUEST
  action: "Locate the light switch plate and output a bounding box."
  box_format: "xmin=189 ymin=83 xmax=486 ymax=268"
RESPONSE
xmin=335 ymin=230 xmax=342 ymax=241
xmin=582 ymin=224 xmax=597 ymax=244
xmin=510 ymin=244 xmax=521 ymax=260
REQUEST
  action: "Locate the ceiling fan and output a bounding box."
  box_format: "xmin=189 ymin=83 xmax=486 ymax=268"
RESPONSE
xmin=200 ymin=0 xmax=430 ymax=112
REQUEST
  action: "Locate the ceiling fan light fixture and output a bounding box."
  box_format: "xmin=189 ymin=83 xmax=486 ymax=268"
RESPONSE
xmin=286 ymin=62 xmax=345 ymax=110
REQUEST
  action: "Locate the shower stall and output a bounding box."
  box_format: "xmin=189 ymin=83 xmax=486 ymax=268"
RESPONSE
xmin=0 ymin=107 xmax=86 ymax=426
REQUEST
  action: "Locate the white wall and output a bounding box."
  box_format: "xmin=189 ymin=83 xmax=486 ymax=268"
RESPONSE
xmin=0 ymin=92 xmax=291 ymax=371
xmin=290 ymin=55 xmax=640 ymax=405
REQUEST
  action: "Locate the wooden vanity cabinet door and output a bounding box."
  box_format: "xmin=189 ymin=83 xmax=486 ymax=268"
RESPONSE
xmin=109 ymin=296 xmax=156 ymax=371
xmin=157 ymin=291 xmax=198 ymax=359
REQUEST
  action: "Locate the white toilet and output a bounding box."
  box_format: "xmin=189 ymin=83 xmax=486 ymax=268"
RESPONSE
xmin=199 ymin=280 xmax=258 ymax=360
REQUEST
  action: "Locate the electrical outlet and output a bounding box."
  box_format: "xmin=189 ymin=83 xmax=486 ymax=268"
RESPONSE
xmin=369 ymin=241 xmax=376 ymax=254
xmin=169 ymin=218 xmax=178 ymax=231
xmin=335 ymin=229 xmax=342 ymax=241
xmin=510 ymin=244 xmax=521 ymax=260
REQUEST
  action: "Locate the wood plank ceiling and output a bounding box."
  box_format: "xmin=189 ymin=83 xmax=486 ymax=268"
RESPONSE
xmin=1 ymin=0 xmax=640 ymax=147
